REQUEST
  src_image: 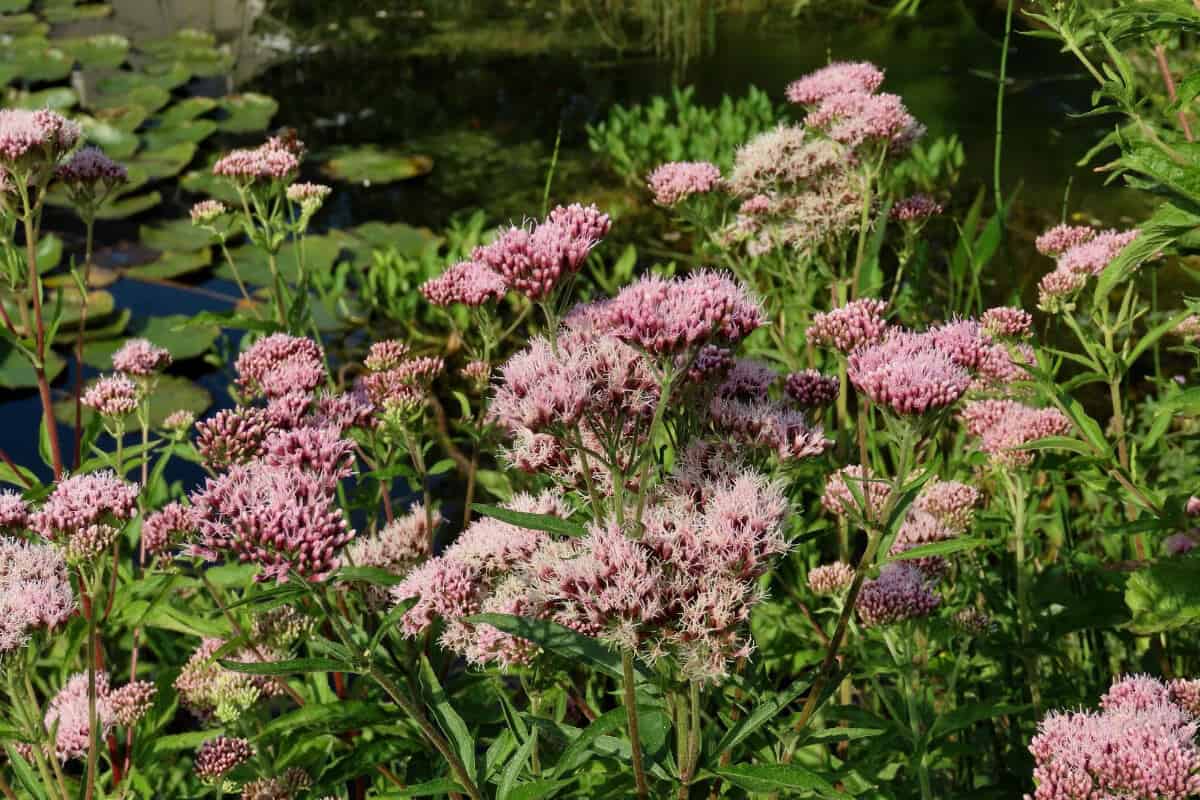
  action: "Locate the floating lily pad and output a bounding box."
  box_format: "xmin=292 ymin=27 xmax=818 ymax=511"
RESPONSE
xmin=143 ymin=119 xmax=217 ymax=150
xmin=321 ymin=147 xmax=433 ymax=185
xmin=330 ymin=222 xmax=436 ymax=263
xmin=94 ymin=84 xmax=170 ymax=113
xmin=179 ymin=168 xmax=241 ymax=205
xmin=78 ymin=117 xmax=139 ymax=159
xmin=95 ymin=105 xmax=149 ymax=133
xmin=11 ymin=45 xmax=73 ymax=83
xmin=52 ymin=308 xmax=130 ymax=345
xmin=125 ymin=248 xmax=212 ymax=280
xmin=216 ymin=235 xmax=343 ymax=287
xmin=0 ymin=16 xmax=44 ymax=38
xmin=139 ymin=219 xmax=214 ymax=252
xmin=56 ymin=374 xmax=212 ymax=429
xmin=158 ymin=97 xmax=217 ymax=126
xmin=42 ymin=3 xmax=112 ymax=23
xmin=11 ymin=87 xmax=77 ymax=110
xmin=96 ymin=192 xmax=161 ymax=220
xmin=81 ymin=314 xmax=219 ymax=369
xmin=129 ymin=142 xmax=195 ymax=180
xmin=52 ymin=288 xmax=115 ymax=327
xmin=216 ymin=93 xmax=278 ymax=133
xmin=57 ymin=34 xmax=129 ymax=69
xmin=0 ymin=0 xmax=32 ymax=12
xmin=0 ymin=342 xmax=65 ymax=389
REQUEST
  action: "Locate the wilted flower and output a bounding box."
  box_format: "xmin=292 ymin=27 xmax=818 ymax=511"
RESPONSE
xmin=194 ymin=736 xmax=254 ymax=782
xmin=647 ymin=161 xmax=722 ymax=206
xmin=241 ymin=769 xmax=312 ymax=800
xmin=785 ymin=61 xmax=885 ymax=105
xmin=112 ymin=337 xmax=172 ymax=376
xmin=82 ymin=375 xmax=140 ymax=418
xmin=953 ymin=607 xmax=992 ymax=635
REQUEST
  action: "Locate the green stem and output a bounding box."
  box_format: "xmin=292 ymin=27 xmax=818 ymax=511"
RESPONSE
xmin=993 ymin=0 xmax=1014 ymax=213
xmin=18 ymin=189 xmax=63 ymax=479
xmin=623 ymin=650 xmax=650 ymax=798
xmin=1004 ymin=473 xmax=1042 ymax=710
xmin=678 ymin=680 xmax=701 ymax=798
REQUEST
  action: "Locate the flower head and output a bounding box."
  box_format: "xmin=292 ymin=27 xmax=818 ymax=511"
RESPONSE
xmin=140 ymin=501 xmax=198 ymax=556
xmin=0 ymin=537 xmax=74 ymax=654
xmin=175 ymin=638 xmax=284 ymax=722
xmin=363 ymin=340 xmax=411 ymax=372
xmin=420 ymin=260 xmax=507 ymax=307
xmin=235 ymin=334 xmax=325 ymax=399
xmin=286 ymin=181 xmax=330 ymax=208
xmin=195 ymin=407 xmax=273 ymax=470
xmin=1035 ymin=224 xmax=1095 ymax=257
xmin=547 ymin=202 xmax=612 ymax=242
xmin=808 ymin=562 xmax=854 ymax=596
xmin=109 ymin=681 xmax=156 ymax=726
xmin=262 ymin=425 xmax=356 ymax=480
xmin=785 ymin=61 xmax=885 ymax=105
xmin=647 ymin=161 xmax=722 ymax=206
xmin=807 ymin=299 xmax=888 ymax=353
xmin=44 ymin=672 xmax=112 ymax=761
xmin=0 ymin=491 xmax=29 ymax=531
xmin=30 ymin=471 xmax=138 ymax=561
xmin=112 ymin=337 xmax=172 ymax=376
xmin=0 ymin=109 xmax=81 ymax=170
xmin=981 ymin=306 xmax=1033 ymax=338
xmin=821 ymin=465 xmax=892 ymax=522
xmin=961 ymin=399 xmax=1072 ymax=466
xmin=784 ymin=370 xmax=839 ymax=409
xmin=82 ymin=375 xmax=140 ymax=418
xmin=194 ymin=736 xmax=254 ymax=783
xmin=807 ymin=91 xmax=923 ymax=149
xmin=848 ymin=330 xmax=971 ymax=415
xmin=55 ymin=146 xmax=126 ymax=189
xmin=1056 ymin=228 xmax=1139 ymax=276
xmin=473 ymin=208 xmax=606 ymax=301
xmin=190 ymin=199 xmax=228 ymax=225
xmin=891 ymin=194 xmax=943 ymax=222
xmin=213 ymin=137 xmax=299 ymax=184
xmin=856 ymin=563 xmax=940 ymax=627
xmin=346 ymin=503 xmax=435 ymax=574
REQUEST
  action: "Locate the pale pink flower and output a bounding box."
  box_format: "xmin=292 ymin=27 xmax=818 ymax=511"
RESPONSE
xmin=140 ymin=501 xmax=198 ymax=556
xmin=785 ymin=61 xmax=885 ymax=105
xmin=473 ymin=210 xmax=601 ymax=301
xmin=647 ymin=161 xmax=722 ymax=206
xmin=29 ymin=471 xmax=138 ymax=557
xmin=194 ymin=736 xmax=254 ymax=782
xmin=821 ymin=465 xmax=892 ymax=521
xmin=346 ymin=503 xmax=435 ymax=573
xmin=708 ymin=397 xmax=832 ymax=460
xmin=363 ymin=340 xmax=411 ymax=372
xmin=1035 ymin=224 xmax=1095 ymax=257
xmin=188 ymin=461 xmax=353 ymax=582
xmin=547 ymin=202 xmax=612 ymax=242
xmin=421 ymin=260 xmax=508 ymax=307
xmin=82 ymin=374 xmax=140 ymax=417
xmin=174 ymin=638 xmax=284 ymax=720
xmin=286 ymin=181 xmax=330 ymax=207
xmin=112 ymin=337 xmax=171 ymax=376
xmin=195 ymin=407 xmax=273 ymax=470
xmin=162 ymin=409 xmax=196 ymax=432
xmin=856 ymin=562 xmax=940 ymax=627
xmin=1102 ymin=674 xmax=1173 ymax=712
xmin=44 ymin=672 xmax=112 ymax=761
xmin=1164 ymin=532 xmax=1198 ymax=556
xmin=961 ymin=399 xmax=1072 ymax=466
xmin=981 ymin=306 xmax=1033 ymax=338
xmin=807 ymin=91 xmax=923 ymax=148
xmin=0 ymin=108 xmax=81 ymax=167
xmin=234 ymin=334 xmax=325 ymax=399
xmin=1187 ymin=496 xmax=1200 ymax=516
xmin=262 ymin=425 xmax=355 ymax=480
xmin=313 ymin=386 xmax=375 ymax=433
xmin=1169 ymin=678 xmax=1200 ymax=717
xmin=264 ymin=390 xmax=311 ymax=430
xmin=807 ymin=298 xmax=889 ymax=353
xmin=1056 ymin=228 xmax=1139 ymax=276
xmin=213 ymin=136 xmax=300 ymax=183
xmin=0 ymin=537 xmax=74 ymax=653
xmin=109 ymin=681 xmax=156 ymax=726
xmin=807 ymin=562 xmax=854 ymax=596
xmin=462 ymin=359 xmax=490 ymax=389
xmin=1037 ymin=269 xmax=1088 ymax=311
xmin=190 ymin=199 xmax=228 ymax=225
xmin=0 ymin=490 xmax=29 ymax=530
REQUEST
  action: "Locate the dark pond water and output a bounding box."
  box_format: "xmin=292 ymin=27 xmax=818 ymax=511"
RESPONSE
xmin=1 ymin=0 xmax=1152 ymax=476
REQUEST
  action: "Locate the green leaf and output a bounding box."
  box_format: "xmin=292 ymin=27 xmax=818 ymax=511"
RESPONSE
xmin=57 ymin=33 xmax=129 ymax=68
xmin=217 ymin=93 xmax=278 ymax=133
xmin=498 ymin=727 xmax=537 ymax=800
xmin=1096 ymin=203 xmax=1200 ymax=303
xmin=471 ymin=504 xmax=587 ymax=538
xmin=929 ymin=701 xmax=1030 ymax=739
xmin=712 ymin=681 xmax=810 ymax=761
xmin=78 ymin=116 xmax=139 ymax=159
xmin=219 ymin=656 xmax=351 ymax=676
xmin=506 ymin=779 xmax=573 ymax=800
xmin=551 ymin=704 xmax=659 ymax=777
xmin=257 ymin=700 xmax=391 ymax=739
xmin=1017 ymin=435 xmax=1093 ymax=456
xmin=139 ymin=219 xmax=216 ymax=252
xmin=0 ymin=341 xmax=66 ymax=389
xmin=418 ymin=654 xmax=477 ymax=782
xmin=130 ymin=142 xmax=197 ymax=181
xmin=376 ymin=779 xmax=465 ymax=797
xmin=4 ymin=744 xmax=48 ymax=800
xmin=464 ymin=613 xmax=650 ymax=681
xmin=713 ymin=763 xmax=848 ymax=798
xmin=334 ymin=565 xmax=405 ymax=586
xmin=321 ymin=146 xmax=434 ymax=185
xmin=888 ymin=537 xmax=987 ymax=563
xmin=96 ymin=191 xmax=163 ymax=220
xmin=81 ymin=314 xmax=219 ymax=367
xmin=1125 ymin=558 xmax=1200 ymax=634
xmin=125 ymin=248 xmax=213 ymax=280
xmin=158 ymin=97 xmax=219 ymax=125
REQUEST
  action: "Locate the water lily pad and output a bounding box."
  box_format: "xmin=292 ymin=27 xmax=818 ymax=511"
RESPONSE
xmin=42 ymin=3 xmax=112 ymax=23
xmin=96 ymin=192 xmax=161 ymax=220
xmin=57 ymin=34 xmax=129 ymax=69
xmin=139 ymin=219 xmax=213 ymax=252
xmin=179 ymin=168 xmax=241 ymax=205
xmin=216 ymin=93 xmax=278 ymax=133
xmin=143 ymin=119 xmax=217 ymax=150
xmin=82 ymin=314 xmax=219 ymax=368
xmin=94 ymin=84 xmax=170 ymax=113
xmin=0 ymin=15 xmax=45 ymax=37
xmin=56 ymin=373 xmax=211 ymax=429
xmin=330 ymin=222 xmax=436 ymax=262
xmin=125 ymin=248 xmax=212 ymax=280
xmin=96 ymin=105 xmax=149 ymax=133
xmin=78 ymin=117 xmax=139 ymax=159
xmin=0 ymin=0 xmax=32 ymax=12
xmin=129 ymin=142 xmax=195 ymax=180
xmin=158 ymin=97 xmax=217 ymax=126
xmin=11 ymin=45 xmax=73 ymax=82
xmin=216 ymin=235 xmax=343 ymax=286
xmin=52 ymin=288 xmax=115 ymax=327
xmin=11 ymin=87 xmax=77 ymax=111
xmin=52 ymin=307 xmax=129 ymax=345
xmin=321 ymin=146 xmax=433 ymax=185
xmin=0 ymin=342 xmax=65 ymax=389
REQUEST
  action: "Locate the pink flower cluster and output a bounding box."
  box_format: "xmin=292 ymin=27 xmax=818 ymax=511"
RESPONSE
xmin=30 ymin=471 xmax=139 ymax=561
xmin=1027 ymin=674 xmax=1200 ymax=800
xmin=190 ymin=199 xmax=228 ymax=224
xmin=647 ymin=161 xmax=722 ymax=206
xmin=708 ymin=396 xmax=832 ymax=461
xmin=821 ymin=465 xmax=893 ymax=522
xmin=0 ymin=537 xmax=74 ymax=654
xmin=0 ymin=108 xmax=81 ymax=168
xmin=888 ymin=479 xmax=980 ymax=576
xmin=804 ymin=84 xmax=923 ymax=149
xmin=41 ymin=673 xmax=155 ymax=761
xmin=112 ymin=337 xmax=172 ymax=376
xmin=346 ymin=503 xmax=435 ymax=574
xmin=848 ymin=330 xmax=971 ymax=416
xmin=0 ymin=490 xmax=28 ymax=530
xmin=471 ymin=203 xmax=610 ymax=300
xmin=786 ymin=61 xmax=885 ymax=105
xmin=286 ymin=181 xmax=330 ymax=206
xmin=961 ymin=399 xmax=1072 ymax=467
xmin=785 ymin=371 xmax=840 ymax=410
xmin=981 ymin=306 xmax=1033 ymax=339
xmin=82 ymin=374 xmax=140 ymax=418
xmin=196 ymin=407 xmax=273 ymax=470
xmin=599 ymin=271 xmax=765 ymax=355
xmin=856 ymin=562 xmax=940 ymax=627
xmin=212 ymin=135 xmax=301 ymax=183
xmin=141 ymin=501 xmax=196 ymax=558
xmin=1036 ymin=224 xmax=1140 ymax=310
xmin=55 ymin=146 xmax=127 ymax=188
xmin=195 ymin=736 xmax=254 ymax=782
xmin=891 ymin=193 xmax=943 ymax=222
xmin=235 ymin=333 xmax=326 ymax=399
xmin=420 ymin=260 xmax=508 ymax=307
xmin=808 ymin=561 xmax=855 ymax=596
xmin=807 ymin=298 xmax=889 ymax=353
xmin=188 ymin=460 xmax=353 ymax=582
